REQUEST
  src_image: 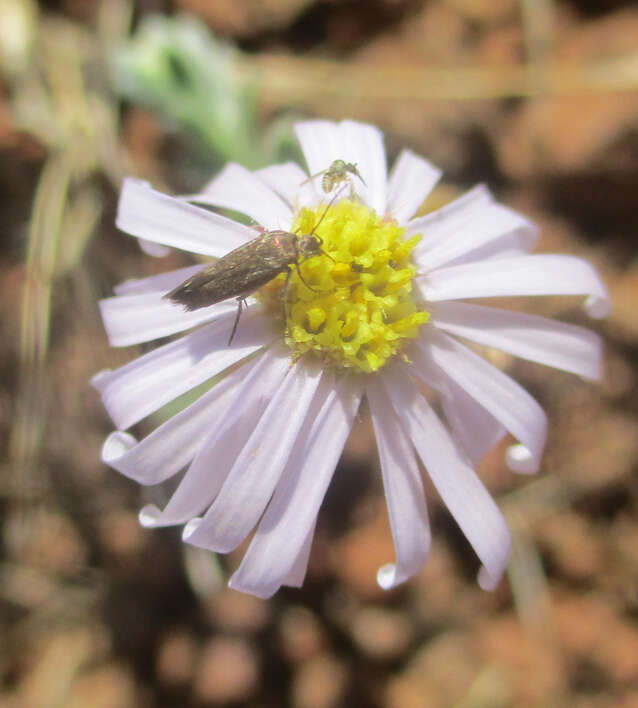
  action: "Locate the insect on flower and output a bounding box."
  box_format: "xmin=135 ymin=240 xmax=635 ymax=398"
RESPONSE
xmin=302 ymin=158 xmax=366 ymax=193
xmin=165 ymin=191 xmax=340 ymax=344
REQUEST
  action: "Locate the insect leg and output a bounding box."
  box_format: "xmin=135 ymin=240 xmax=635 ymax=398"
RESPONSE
xmin=281 ymin=269 xmax=293 ymax=331
xmin=299 ymin=169 xmax=326 ymax=187
xmin=228 ymin=297 xmax=246 ymax=345
xmin=295 ymin=265 xmax=320 ymax=293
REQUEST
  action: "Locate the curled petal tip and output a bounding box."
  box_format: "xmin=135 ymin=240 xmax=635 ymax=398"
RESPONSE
xmin=139 ymin=504 xmax=161 ymax=528
xmin=91 ymin=369 xmax=113 ymax=391
xmin=506 ymin=444 xmax=539 ymax=475
xmin=102 ymin=431 xmax=137 ymax=464
xmin=585 ymin=295 xmax=611 ymax=319
xmin=376 ymin=563 xmax=398 ymax=590
xmin=182 ymin=517 xmax=203 ymax=541
xmin=477 ymin=566 xmax=501 ymax=591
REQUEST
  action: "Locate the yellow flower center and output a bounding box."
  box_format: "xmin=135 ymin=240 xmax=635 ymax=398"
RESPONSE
xmin=258 ymin=199 xmax=430 ymax=373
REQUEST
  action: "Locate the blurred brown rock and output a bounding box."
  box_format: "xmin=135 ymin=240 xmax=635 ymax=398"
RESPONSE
xmin=497 ymin=92 xmax=638 ymax=179
xmin=172 ymin=0 xmax=314 ymax=37
xmin=66 ymin=663 xmax=138 ymax=708
xmin=536 ymin=511 xmax=603 ymax=582
xmin=279 ymin=606 xmax=325 ymax=664
xmin=443 ymin=0 xmax=515 ymax=26
xmin=290 ymin=654 xmax=347 ymax=708
xmin=496 ymin=10 xmax=638 ymax=179
xmin=7 ymin=509 xmax=87 ymax=575
xmin=346 ymin=1 xmax=503 ymax=171
xmin=597 ymin=619 xmax=638 ymax=685
xmin=205 ymin=586 xmax=270 ymax=634
xmin=385 ymin=632 xmax=479 ymax=708
xmin=97 ymin=510 xmax=148 ymax=561
xmin=611 ymin=516 xmax=638 ymax=603
xmin=349 ymin=606 xmax=413 ymax=661
xmin=476 ymin=616 xmax=566 ymax=705
xmin=14 ymin=627 xmax=111 ymax=708
xmin=156 ymin=628 xmax=199 ymax=688
xmin=412 ymin=540 xmax=471 ymax=626
xmin=555 ymin=593 xmax=638 ymax=684
xmin=609 ymin=266 xmax=638 ymax=345
xmin=193 ymin=636 xmax=259 ymax=704
xmin=330 ymin=502 xmax=397 ymax=600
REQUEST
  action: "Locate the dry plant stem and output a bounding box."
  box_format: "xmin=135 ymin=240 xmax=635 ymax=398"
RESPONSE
xmin=5 ymin=9 xmax=126 ymax=500
xmin=9 ymin=156 xmax=71 ymax=495
xmin=245 ymin=54 xmax=638 ymax=104
xmin=520 ymin=0 xmax=556 ymax=65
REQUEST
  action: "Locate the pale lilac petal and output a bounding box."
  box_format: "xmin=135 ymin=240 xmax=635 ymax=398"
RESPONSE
xmin=99 ymin=292 xmax=243 ymax=346
xmin=339 ymin=120 xmax=387 ymax=215
xmin=409 ymin=187 xmax=536 ymax=265
xmin=101 ymin=355 xmax=261 ymax=484
xmin=186 ymin=162 xmax=293 ymax=229
xmin=432 ymin=301 xmax=603 ymax=380
xmin=138 ymin=351 xmax=291 ymax=526
xmin=228 ymin=374 xmax=362 ymax=598
xmin=117 ymin=178 xmax=254 ymax=256
xmin=255 ymin=162 xmax=319 ymax=209
xmin=367 ymin=377 xmax=431 ymax=590
xmin=413 ymin=202 xmax=538 ymax=272
xmin=421 ymin=255 xmax=611 ymax=319
xmin=416 ymin=330 xmax=547 ymax=474
xmin=91 ymin=308 xmax=273 ymax=430
xmin=383 ymin=365 xmax=511 ymax=590
xmin=439 ymin=377 xmax=507 ymax=465
xmin=408 ymin=348 xmax=507 ymax=464
xmin=386 ymin=149 xmax=442 ymax=224
xmin=282 ymin=521 xmax=316 ymax=589
xmin=294 ymin=121 xmax=344 ymax=181
xmin=294 ymin=120 xmax=387 ymax=213
xmin=405 ymin=184 xmax=493 ymax=240
xmin=114 ymin=265 xmax=205 ymax=296
xmin=185 ymin=359 xmax=325 ymax=554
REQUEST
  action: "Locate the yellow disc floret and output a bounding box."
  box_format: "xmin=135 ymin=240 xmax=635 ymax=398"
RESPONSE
xmin=258 ymin=199 xmax=430 ymax=373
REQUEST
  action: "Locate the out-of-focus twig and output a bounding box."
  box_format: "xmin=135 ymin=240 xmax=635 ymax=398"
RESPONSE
xmin=3 ymin=4 xmax=130 ymax=501
xmin=244 ymin=52 xmax=638 ymax=105
xmin=9 ymin=156 xmax=70 ymax=495
xmin=520 ymin=0 xmax=556 ymax=65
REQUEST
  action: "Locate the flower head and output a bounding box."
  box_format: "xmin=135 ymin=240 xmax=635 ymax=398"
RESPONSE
xmin=94 ymin=120 xmax=609 ymax=598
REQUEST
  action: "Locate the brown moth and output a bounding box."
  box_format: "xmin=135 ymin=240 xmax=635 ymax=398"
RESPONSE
xmin=165 ymin=198 xmax=337 ymax=344
xmin=302 ymin=159 xmax=366 ymax=194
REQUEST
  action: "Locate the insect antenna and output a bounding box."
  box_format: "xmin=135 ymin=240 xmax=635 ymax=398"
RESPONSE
xmin=310 ymin=184 xmax=347 ymax=237
xmin=288 ymin=184 xmax=347 ymax=296
xmin=308 ymin=185 xmax=347 ymax=263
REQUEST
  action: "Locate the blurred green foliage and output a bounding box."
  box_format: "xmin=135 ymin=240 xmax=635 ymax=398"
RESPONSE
xmin=110 ymin=14 xmax=293 ymax=169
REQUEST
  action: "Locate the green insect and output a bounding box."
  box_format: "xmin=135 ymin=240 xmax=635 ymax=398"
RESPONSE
xmin=303 ymin=159 xmax=366 ymax=194
xmin=165 ymin=199 xmax=337 ymax=344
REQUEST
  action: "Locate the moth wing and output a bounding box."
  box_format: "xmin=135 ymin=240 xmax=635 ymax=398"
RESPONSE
xmin=165 ymin=233 xmax=294 ymax=311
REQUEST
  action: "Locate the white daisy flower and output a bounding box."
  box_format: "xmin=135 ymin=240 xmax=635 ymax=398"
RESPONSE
xmin=93 ymin=119 xmax=609 ymax=598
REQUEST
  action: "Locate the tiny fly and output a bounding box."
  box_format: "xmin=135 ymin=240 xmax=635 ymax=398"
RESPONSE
xmin=165 ymin=197 xmax=337 ymax=344
xmin=302 ymin=159 xmax=366 ymax=194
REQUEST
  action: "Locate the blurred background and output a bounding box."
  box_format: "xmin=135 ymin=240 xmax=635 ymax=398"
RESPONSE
xmin=1 ymin=0 xmax=638 ymax=706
